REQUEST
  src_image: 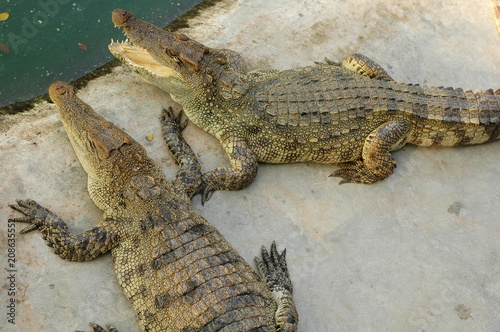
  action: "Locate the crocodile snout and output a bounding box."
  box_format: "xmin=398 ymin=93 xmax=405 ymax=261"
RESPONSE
xmin=112 ymin=8 xmax=133 ymax=27
xmin=48 ymin=81 xmax=74 ymax=101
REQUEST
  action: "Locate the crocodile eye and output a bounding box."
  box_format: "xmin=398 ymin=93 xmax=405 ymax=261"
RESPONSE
xmin=166 ymin=48 xmax=178 ymax=57
xmin=174 ymin=34 xmax=190 ymax=41
xmin=165 ymin=48 xmax=181 ymax=62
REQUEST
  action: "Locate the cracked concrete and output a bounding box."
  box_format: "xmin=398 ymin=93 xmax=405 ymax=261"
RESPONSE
xmin=1 ymin=0 xmax=499 ymax=331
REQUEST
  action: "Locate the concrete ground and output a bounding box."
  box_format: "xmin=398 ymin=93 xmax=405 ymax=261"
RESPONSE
xmin=1 ymin=0 xmax=499 ymax=331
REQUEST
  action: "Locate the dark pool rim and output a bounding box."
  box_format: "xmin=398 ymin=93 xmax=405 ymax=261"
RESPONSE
xmin=0 ymin=0 xmax=224 ymax=116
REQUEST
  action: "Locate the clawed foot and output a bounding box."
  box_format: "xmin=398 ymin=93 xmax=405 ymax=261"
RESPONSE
xmin=314 ymin=57 xmax=340 ymax=66
xmin=161 ymin=107 xmax=188 ymax=134
xmin=330 ymin=161 xmax=394 ymax=184
xmin=8 ymin=199 xmax=50 ymax=234
xmin=256 ymin=243 xmax=298 ymax=331
xmin=89 ymin=323 xmax=118 ymax=332
xmin=198 ymin=175 xmax=216 ymax=205
xmin=255 ymin=242 xmax=292 ymax=293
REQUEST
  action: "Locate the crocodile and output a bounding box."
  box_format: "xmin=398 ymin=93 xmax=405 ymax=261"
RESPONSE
xmin=109 ymin=9 xmax=500 ymax=202
xmin=8 ymin=81 xmax=298 ymax=332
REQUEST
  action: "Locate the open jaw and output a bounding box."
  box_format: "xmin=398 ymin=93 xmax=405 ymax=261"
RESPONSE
xmin=109 ymin=41 xmax=175 ymax=78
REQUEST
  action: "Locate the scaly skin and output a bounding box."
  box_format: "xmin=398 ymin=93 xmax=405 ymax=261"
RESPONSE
xmin=109 ymin=9 xmax=500 ymax=202
xmin=9 ymin=81 xmax=298 ymax=332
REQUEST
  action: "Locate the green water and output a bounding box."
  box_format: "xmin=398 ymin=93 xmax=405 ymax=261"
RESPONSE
xmin=0 ymin=0 xmax=203 ymax=108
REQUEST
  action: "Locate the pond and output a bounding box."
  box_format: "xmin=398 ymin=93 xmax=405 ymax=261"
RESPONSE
xmin=0 ymin=0 xmax=203 ymax=108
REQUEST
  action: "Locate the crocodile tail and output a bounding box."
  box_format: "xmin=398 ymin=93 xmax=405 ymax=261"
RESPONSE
xmin=403 ymin=84 xmax=500 ymax=146
xmin=458 ymin=87 xmax=500 ymax=144
xmin=477 ymin=88 xmax=500 ymax=142
xmin=487 ymin=89 xmax=500 ymax=141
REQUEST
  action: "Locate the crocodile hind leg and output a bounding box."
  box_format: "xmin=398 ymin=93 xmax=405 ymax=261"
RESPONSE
xmin=332 ymin=120 xmax=411 ymax=184
xmin=161 ymin=107 xmax=203 ymax=198
xmin=341 ymin=53 xmax=393 ymax=81
xmin=255 ymin=242 xmax=298 ymax=332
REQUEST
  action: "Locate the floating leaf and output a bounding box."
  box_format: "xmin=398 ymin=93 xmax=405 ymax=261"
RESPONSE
xmin=78 ymin=43 xmax=88 ymax=51
xmin=0 ymin=12 xmax=9 ymax=21
xmin=0 ymin=43 xmax=10 ymax=54
xmin=146 ymin=134 xmax=154 ymax=141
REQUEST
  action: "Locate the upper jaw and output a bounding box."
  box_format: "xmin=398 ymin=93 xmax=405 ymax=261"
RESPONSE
xmin=110 ymin=8 xmax=209 ymax=72
xmin=48 ymin=81 xmax=132 ymax=162
xmin=109 ymin=8 xmax=177 ymax=78
xmin=111 ymin=8 xmax=164 ymax=52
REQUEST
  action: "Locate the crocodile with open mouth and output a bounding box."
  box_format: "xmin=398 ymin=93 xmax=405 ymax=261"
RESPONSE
xmin=109 ymin=8 xmax=500 ymax=203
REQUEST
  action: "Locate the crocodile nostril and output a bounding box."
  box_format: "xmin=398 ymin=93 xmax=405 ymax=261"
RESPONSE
xmin=112 ymin=8 xmax=133 ymax=26
xmin=49 ymin=81 xmax=72 ymax=100
xmin=56 ymin=86 xmax=66 ymax=95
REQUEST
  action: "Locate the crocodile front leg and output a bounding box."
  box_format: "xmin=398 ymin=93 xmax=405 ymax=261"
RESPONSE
xmin=200 ymin=134 xmax=258 ymax=204
xmin=9 ymin=199 xmax=120 ymax=261
xmin=161 ymin=107 xmax=203 ymax=199
xmin=256 ymin=243 xmax=298 ymax=332
xmin=332 ymin=120 xmax=411 ymax=184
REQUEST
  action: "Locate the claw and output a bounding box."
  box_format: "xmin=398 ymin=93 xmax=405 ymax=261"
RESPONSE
xmin=175 ymin=107 xmax=183 ymax=121
xmin=19 ymin=222 xmax=43 ymax=234
xmin=9 ymin=199 xmax=48 ymax=233
xmin=89 ymin=323 xmax=118 ymax=332
xmin=324 ymin=57 xmax=339 ymax=66
xmin=162 ymin=107 xmax=188 ymax=131
xmin=162 ymin=107 xmax=174 ymax=120
xmin=198 ymin=174 xmax=216 ymax=205
xmin=201 ymin=188 xmax=214 ymax=206
xmin=329 ymin=161 xmax=381 ymax=184
xmin=8 ymin=203 xmax=24 ymax=214
xmin=90 ymin=323 xmax=107 ymax=332
xmin=261 ymin=245 xmax=271 ymax=266
xmin=331 ymin=169 xmax=359 ymax=184
xmin=174 ymin=109 xmax=188 ymax=130
xmin=181 ymin=118 xmax=188 ymax=130
xmin=270 ymin=241 xmax=283 ymax=265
